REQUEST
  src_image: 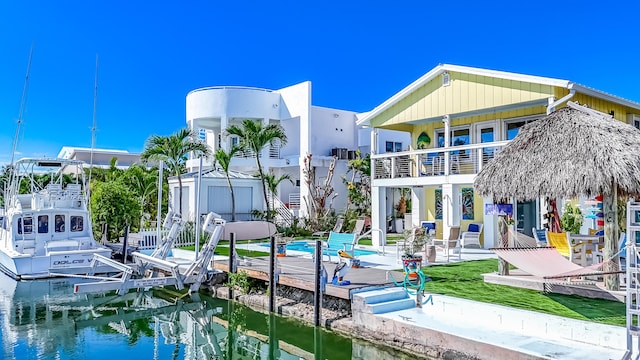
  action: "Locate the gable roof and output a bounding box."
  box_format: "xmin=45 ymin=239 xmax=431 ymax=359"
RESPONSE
xmin=357 ymin=64 xmax=640 ymax=125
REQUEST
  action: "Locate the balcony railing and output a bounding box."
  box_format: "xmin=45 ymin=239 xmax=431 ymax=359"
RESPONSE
xmin=371 ymin=141 xmax=510 ymax=180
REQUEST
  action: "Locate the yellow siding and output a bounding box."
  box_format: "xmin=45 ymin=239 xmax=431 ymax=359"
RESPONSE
xmin=372 ymin=71 xmax=554 ymax=128
xmin=421 ymin=186 xmax=485 ymax=245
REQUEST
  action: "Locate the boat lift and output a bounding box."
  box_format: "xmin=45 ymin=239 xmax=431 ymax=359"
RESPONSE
xmin=74 ymin=212 xmax=226 ymax=295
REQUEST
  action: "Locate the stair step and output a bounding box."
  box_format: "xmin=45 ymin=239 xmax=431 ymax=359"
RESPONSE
xmin=358 ymin=287 xmax=409 ymax=305
xmin=368 ymin=298 xmax=416 ymax=314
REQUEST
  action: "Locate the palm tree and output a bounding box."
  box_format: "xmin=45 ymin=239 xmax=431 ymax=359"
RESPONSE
xmin=125 ymin=164 xmax=158 ymax=228
xmin=225 ymin=120 xmax=287 ymax=222
xmin=141 ymin=127 xmax=210 ymax=216
xmin=263 ymin=172 xmax=294 ymax=215
xmin=213 ymin=146 xmax=240 ymax=221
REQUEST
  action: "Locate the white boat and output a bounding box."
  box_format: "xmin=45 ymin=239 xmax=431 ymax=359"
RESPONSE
xmin=0 ymin=158 xmax=112 ymax=279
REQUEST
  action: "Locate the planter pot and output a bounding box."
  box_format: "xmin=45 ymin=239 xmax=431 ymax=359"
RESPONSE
xmin=395 ymin=219 xmax=404 ymax=233
xmin=276 ymin=242 xmax=287 ymax=257
xmin=425 ymin=245 xmax=436 ymax=263
xmin=402 ymin=256 xmax=422 ymax=279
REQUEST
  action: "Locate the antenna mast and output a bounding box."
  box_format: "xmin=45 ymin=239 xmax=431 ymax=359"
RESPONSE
xmin=89 ymin=55 xmax=98 ymax=184
xmin=10 ymin=45 xmax=33 ymax=167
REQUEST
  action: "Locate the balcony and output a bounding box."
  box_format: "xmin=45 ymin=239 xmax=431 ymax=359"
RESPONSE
xmin=371 ymin=141 xmax=509 ymax=183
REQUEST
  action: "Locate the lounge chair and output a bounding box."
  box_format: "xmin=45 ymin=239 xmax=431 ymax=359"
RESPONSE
xmin=321 ymin=231 xmax=358 ymax=262
xmin=312 ymin=218 xmax=344 ymax=237
xmin=460 ymin=223 xmax=483 ymax=248
xmin=433 ymin=226 xmax=461 ymax=262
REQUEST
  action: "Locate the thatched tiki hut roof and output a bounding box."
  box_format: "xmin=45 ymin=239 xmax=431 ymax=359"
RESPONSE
xmin=474 ymin=101 xmax=640 ymax=290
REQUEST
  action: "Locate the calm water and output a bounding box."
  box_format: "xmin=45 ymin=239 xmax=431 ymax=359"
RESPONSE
xmin=0 ymin=273 xmax=413 ymax=359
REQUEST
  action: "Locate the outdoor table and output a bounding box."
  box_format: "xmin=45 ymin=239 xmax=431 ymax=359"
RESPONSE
xmin=569 ymin=234 xmax=603 ymax=266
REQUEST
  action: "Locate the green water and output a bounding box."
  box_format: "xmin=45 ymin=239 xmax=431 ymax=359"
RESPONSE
xmin=0 ymin=274 xmax=414 ymax=359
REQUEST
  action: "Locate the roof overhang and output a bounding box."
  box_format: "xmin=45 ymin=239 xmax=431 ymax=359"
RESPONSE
xmin=357 ymin=64 xmax=640 ymax=126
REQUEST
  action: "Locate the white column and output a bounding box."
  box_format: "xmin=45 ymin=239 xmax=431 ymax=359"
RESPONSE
xmin=220 ymin=115 xmax=228 ymax=151
xmin=410 ymin=187 xmax=425 ymax=228
xmin=442 ymin=183 xmax=454 ymax=239
xmin=371 ymin=186 xmax=387 ymax=250
xmin=483 ymin=196 xmax=496 ymax=248
xmin=443 ymin=115 xmax=450 ymax=175
xmin=451 ymin=184 xmax=461 ymax=226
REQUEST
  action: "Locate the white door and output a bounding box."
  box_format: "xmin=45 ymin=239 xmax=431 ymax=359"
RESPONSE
xmin=474 ymin=121 xmax=498 ymax=172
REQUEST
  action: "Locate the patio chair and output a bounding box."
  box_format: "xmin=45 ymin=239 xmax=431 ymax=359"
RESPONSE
xmin=433 ymin=226 xmax=461 ymax=262
xmin=321 ymin=231 xmax=358 ymax=262
xmin=532 ymin=228 xmax=547 ymax=247
xmin=460 ymin=223 xmax=483 ymax=248
xmin=546 ymin=231 xmax=594 ymax=266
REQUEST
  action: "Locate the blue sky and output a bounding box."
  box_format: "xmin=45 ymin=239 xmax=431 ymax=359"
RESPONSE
xmin=1 ymin=1 xmax=639 ymax=165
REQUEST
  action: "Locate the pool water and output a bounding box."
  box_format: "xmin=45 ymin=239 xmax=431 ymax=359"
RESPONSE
xmin=261 ymin=241 xmax=377 ymax=256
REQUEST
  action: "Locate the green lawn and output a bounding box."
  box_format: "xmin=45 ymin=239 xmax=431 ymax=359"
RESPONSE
xmin=181 ymin=240 xmax=270 ymax=258
xmin=423 ymin=259 xmax=625 ymax=326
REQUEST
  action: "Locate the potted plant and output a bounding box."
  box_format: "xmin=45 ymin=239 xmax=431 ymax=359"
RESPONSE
xmin=401 ymin=226 xmax=431 ymax=277
xmin=275 ymin=233 xmax=293 ymax=257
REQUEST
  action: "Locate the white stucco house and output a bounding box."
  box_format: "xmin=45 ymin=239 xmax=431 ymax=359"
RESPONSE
xmin=57 ymin=147 xmax=141 ymax=174
xmin=171 ymin=82 xmax=410 ymax=223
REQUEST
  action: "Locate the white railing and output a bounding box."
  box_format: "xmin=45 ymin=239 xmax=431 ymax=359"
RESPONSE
xmin=267 ymin=190 xmax=294 ymax=227
xmin=133 ymin=226 xmax=197 ymax=250
xmin=371 ymin=141 xmax=510 ymax=180
xmin=288 ymin=193 xmax=301 ymax=209
xmin=269 ymin=140 xmax=281 ymax=159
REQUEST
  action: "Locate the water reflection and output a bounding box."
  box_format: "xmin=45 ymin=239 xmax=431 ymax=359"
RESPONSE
xmin=0 ymin=274 xmax=410 ymax=359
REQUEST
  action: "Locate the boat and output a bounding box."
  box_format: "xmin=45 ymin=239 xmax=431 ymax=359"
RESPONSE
xmin=0 ymin=157 xmax=113 ymax=279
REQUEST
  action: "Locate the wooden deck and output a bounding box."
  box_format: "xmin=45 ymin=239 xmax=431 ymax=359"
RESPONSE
xmin=213 ymin=256 xmax=398 ymax=300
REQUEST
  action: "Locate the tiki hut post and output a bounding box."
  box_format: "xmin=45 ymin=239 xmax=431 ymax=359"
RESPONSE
xmin=497 ymin=214 xmax=509 ymax=276
xmin=603 ymin=181 xmax=620 ymax=290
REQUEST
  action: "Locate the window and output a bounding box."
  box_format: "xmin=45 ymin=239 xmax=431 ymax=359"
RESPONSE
xmin=230 ymin=136 xmax=240 ymax=147
xmin=18 ymin=217 xmax=33 ymax=235
xmin=38 ymin=215 xmax=49 ymax=233
xmin=504 ymin=116 xmax=541 ymax=140
xmin=435 ymin=127 xmax=470 ymax=147
xmin=385 ymin=141 xmax=403 ymax=153
xmin=70 ymin=216 xmax=83 ymax=232
xmin=55 ymin=215 xmax=65 ymax=233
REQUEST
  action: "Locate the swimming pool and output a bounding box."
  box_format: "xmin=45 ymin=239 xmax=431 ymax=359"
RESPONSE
xmin=260 ymin=241 xmax=377 ymax=256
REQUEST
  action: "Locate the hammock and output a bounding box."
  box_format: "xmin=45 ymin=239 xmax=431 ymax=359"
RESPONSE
xmin=492 ymin=226 xmax=621 ymax=280
xmin=491 ymin=246 xmax=620 ymax=279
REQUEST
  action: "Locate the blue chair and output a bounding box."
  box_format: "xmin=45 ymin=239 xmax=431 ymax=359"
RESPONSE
xmin=532 ymin=228 xmax=547 ymax=247
xmin=420 ymin=221 xmax=436 ymax=235
xmin=460 ymin=223 xmax=483 ymax=248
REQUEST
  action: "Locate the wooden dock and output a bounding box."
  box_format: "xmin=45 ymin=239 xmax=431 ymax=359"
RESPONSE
xmin=213 ymin=256 xmax=398 ymax=299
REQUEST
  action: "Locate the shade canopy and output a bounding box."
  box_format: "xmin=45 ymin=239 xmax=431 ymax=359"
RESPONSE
xmin=474 ymin=102 xmax=640 ymax=201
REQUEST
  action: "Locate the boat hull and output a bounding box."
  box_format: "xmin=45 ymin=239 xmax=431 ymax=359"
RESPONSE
xmin=0 ymin=246 xmax=112 ymax=280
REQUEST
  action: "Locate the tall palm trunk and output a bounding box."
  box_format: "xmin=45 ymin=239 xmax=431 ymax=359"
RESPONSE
xmin=255 ymin=155 xmax=271 ymax=222
xmin=226 ymin=176 xmax=236 ymax=221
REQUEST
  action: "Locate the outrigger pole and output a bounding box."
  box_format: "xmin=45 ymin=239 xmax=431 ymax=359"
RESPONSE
xmin=10 ymin=44 xmax=33 ymax=167
xmin=88 ymin=54 xmax=98 ymax=195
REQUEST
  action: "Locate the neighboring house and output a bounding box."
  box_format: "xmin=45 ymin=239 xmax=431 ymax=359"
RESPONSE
xmin=358 ymin=64 xmax=640 ymax=250
xmin=167 ymin=169 xmax=263 ymax=221
xmin=178 ymin=82 xmax=409 ymax=222
xmin=57 ymin=147 xmax=141 ymax=174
